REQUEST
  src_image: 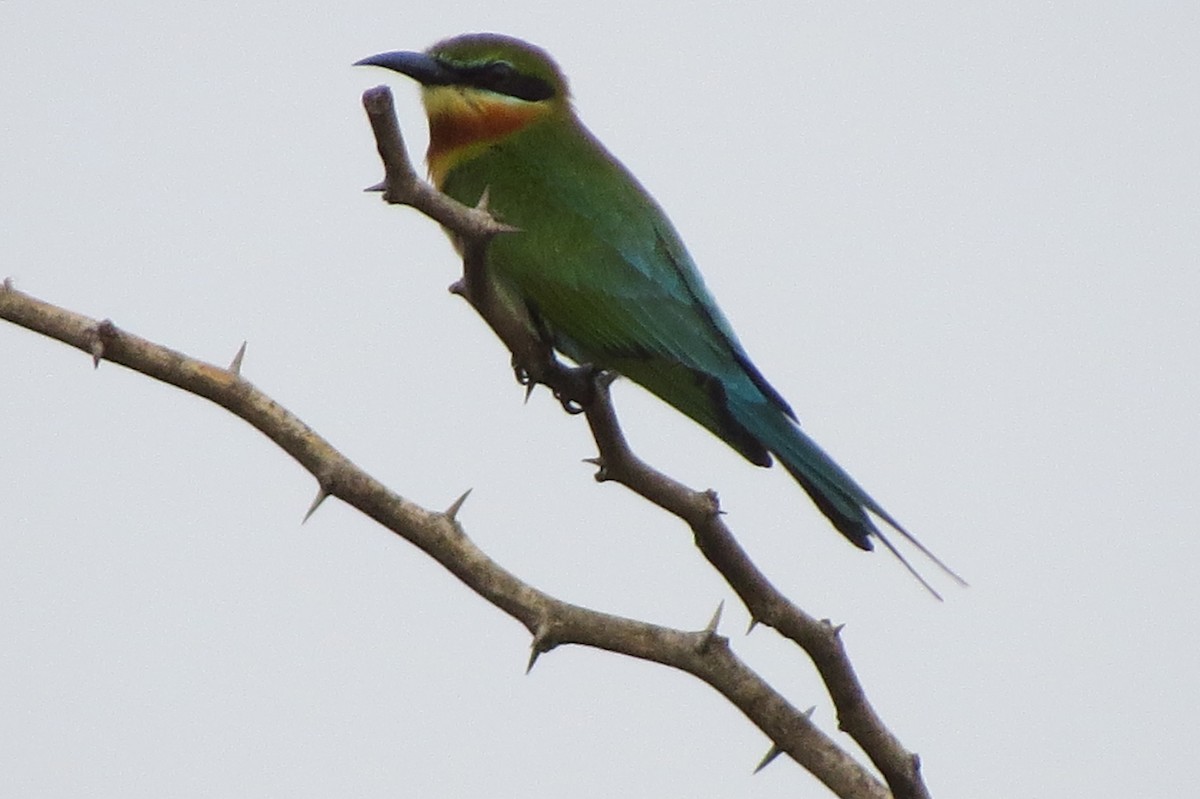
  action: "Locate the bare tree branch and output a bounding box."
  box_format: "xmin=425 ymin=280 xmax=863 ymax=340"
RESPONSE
xmin=359 ymin=86 xmax=933 ymax=799
xmin=2 ymin=279 xmax=888 ymax=799
xmin=0 ymin=85 xmax=939 ymax=799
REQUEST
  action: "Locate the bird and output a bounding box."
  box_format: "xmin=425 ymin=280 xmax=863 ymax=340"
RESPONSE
xmin=357 ymin=33 xmax=964 ymax=596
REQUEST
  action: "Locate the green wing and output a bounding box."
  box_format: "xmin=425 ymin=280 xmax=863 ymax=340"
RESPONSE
xmin=440 ymin=115 xmax=792 ymax=464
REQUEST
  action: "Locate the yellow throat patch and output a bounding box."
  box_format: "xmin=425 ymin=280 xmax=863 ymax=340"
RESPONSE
xmin=422 ymin=85 xmax=551 ymax=187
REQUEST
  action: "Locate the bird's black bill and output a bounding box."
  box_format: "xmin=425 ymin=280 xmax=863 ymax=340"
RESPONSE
xmin=357 ymin=49 xmax=556 ymax=102
xmin=354 ymin=51 xmax=457 ymax=86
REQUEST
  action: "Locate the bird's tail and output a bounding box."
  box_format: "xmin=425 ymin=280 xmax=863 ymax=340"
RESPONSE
xmin=725 ymin=390 xmax=966 ymax=599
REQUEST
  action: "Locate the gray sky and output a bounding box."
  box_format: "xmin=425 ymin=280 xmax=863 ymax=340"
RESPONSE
xmin=3 ymin=2 xmax=1197 ymax=796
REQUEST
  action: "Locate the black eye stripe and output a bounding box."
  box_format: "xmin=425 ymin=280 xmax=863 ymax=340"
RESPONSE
xmin=444 ymin=60 xmax=556 ymax=102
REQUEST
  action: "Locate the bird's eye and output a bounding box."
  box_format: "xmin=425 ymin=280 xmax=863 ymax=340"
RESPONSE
xmin=477 ymin=61 xmax=519 ymax=92
xmin=464 ymin=60 xmax=555 ymax=102
xmin=485 ymin=62 xmax=517 ymax=82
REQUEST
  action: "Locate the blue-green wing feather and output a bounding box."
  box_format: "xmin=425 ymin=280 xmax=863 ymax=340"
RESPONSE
xmin=439 ymin=115 xmax=932 ymax=560
xmin=442 ymin=120 xmax=783 ymax=456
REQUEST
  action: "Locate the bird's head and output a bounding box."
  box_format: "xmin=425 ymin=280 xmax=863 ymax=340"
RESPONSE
xmin=356 ymin=33 xmax=571 ymax=184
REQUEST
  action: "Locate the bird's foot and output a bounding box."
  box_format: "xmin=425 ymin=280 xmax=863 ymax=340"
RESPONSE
xmin=553 ymin=387 xmax=587 ymax=415
xmin=512 ymin=361 xmax=535 ymax=388
xmin=511 ymin=357 xmax=599 ymax=415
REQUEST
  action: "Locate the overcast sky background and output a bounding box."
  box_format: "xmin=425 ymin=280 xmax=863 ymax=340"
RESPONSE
xmin=3 ymin=3 xmax=1198 ymax=797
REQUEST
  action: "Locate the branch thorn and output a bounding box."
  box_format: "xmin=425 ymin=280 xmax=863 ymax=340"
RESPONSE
xmin=704 ymin=600 xmax=725 ymax=636
xmin=753 ymin=743 xmax=784 ymax=774
xmin=302 ymin=485 xmax=330 ymax=523
xmin=526 ymin=624 xmax=554 ymax=674
xmin=363 ymin=179 xmax=387 ymax=193
xmin=443 ymin=488 xmax=472 ymax=521
xmin=582 ymin=456 xmax=608 ymax=481
xmin=229 ymin=341 xmax=247 ymax=375
xmin=695 ymin=600 xmax=725 ymax=653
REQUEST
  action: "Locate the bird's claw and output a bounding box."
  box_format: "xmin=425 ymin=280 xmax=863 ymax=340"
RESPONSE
xmin=513 ymin=362 xmax=534 ymax=387
xmin=554 ymin=389 xmax=586 ymax=415
xmin=513 ymin=357 xmax=594 ymax=414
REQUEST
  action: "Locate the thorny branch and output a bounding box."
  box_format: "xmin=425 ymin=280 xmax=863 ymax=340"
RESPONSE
xmin=0 ymin=84 xmax=945 ymax=799
xmin=1 ymin=279 xmax=888 ymax=799
xmin=358 ymin=86 xmax=932 ymax=799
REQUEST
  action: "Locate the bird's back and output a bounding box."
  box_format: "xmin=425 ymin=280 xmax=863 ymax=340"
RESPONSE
xmin=436 ymin=112 xmax=793 ymax=465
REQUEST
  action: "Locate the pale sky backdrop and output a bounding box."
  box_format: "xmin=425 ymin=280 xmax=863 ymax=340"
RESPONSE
xmin=3 ymin=3 xmax=1197 ymax=797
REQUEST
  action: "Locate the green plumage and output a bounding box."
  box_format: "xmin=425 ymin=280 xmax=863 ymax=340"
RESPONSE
xmin=439 ymin=113 xmax=785 ymax=466
xmin=358 ymin=34 xmax=963 ymax=594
